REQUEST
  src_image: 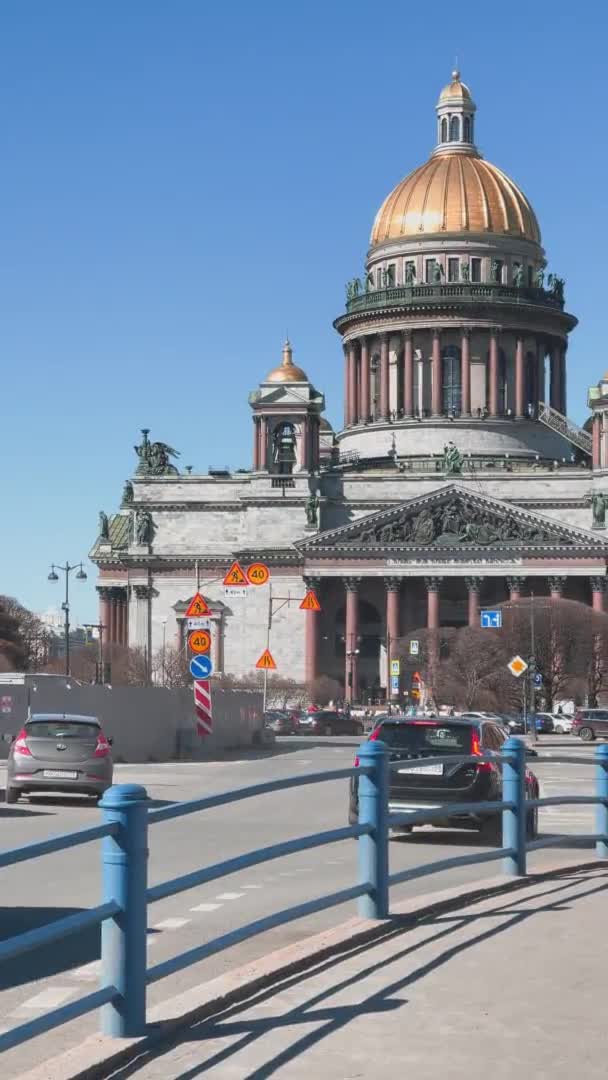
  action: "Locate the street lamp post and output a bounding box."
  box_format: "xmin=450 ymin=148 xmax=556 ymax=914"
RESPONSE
xmin=83 ymin=621 xmax=106 ymax=684
xmin=48 ymin=562 xmax=87 ymax=676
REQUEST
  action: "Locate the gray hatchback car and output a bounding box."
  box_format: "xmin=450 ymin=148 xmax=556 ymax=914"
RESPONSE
xmin=6 ymin=713 xmax=113 ymax=803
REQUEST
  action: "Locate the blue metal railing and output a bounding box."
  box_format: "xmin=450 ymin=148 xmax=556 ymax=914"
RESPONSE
xmin=1 ymin=738 xmax=608 ymax=1055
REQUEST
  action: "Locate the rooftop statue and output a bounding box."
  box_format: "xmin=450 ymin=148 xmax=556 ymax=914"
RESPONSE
xmin=134 ymin=429 xmax=180 ymax=476
xmin=443 ymin=441 xmax=463 ymax=474
xmin=98 ymin=511 xmax=109 ymax=540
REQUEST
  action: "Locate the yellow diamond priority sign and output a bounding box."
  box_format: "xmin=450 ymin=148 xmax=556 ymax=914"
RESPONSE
xmin=508 ymin=655 xmax=528 ymax=678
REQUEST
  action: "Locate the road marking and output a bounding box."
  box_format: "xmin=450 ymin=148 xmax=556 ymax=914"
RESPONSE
xmin=241 ymin=884 xmax=262 ymax=889
xmin=190 ymin=902 xmax=222 ymax=912
xmin=153 ymin=917 xmax=191 ymax=931
xmin=215 ymin=892 xmax=245 ymax=901
xmin=18 ymin=987 xmax=75 ymax=1011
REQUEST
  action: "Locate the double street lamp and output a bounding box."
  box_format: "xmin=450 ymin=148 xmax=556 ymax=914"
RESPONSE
xmin=47 ymin=561 xmax=88 ymax=676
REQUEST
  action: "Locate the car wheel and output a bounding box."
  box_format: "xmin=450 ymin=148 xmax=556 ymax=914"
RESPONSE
xmin=579 ymin=726 xmax=595 ymax=742
xmin=479 ymin=816 xmax=502 ymax=846
xmin=5 ymin=786 xmax=19 ymax=805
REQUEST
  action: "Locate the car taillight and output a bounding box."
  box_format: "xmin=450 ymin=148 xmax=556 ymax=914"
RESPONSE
xmin=94 ymin=733 xmax=111 ymax=757
xmin=354 ymin=755 xmax=360 ymax=767
xmin=369 ymin=728 xmax=381 ymax=741
xmin=471 ymin=734 xmax=492 ymax=772
xmin=13 ymin=730 xmax=31 ymax=756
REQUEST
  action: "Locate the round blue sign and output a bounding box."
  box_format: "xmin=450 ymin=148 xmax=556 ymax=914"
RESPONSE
xmin=190 ymin=654 xmax=213 ymax=680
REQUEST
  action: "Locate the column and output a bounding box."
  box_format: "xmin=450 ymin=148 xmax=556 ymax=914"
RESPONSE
xmin=593 ymin=414 xmax=601 ymax=469
xmin=507 ymin=576 xmax=526 ymax=602
xmin=304 ymin=577 xmax=321 ymax=686
xmin=109 ymin=591 xmax=119 ymax=645
xmin=252 ymin=418 xmax=260 ymax=471
xmin=379 ymin=334 xmax=390 ymax=419
xmin=515 ymin=336 xmax=525 ymax=418
xmin=425 ymin=577 xmax=442 ymax=629
xmin=488 ymin=329 xmax=499 ymax=417
xmin=385 ymin=578 xmax=401 ymax=644
xmin=98 ymin=587 xmax=112 ymax=643
xmin=548 ymin=576 xmax=566 ymax=600
xmin=343 ymin=344 xmax=350 ymax=427
xmin=591 ymin=577 xmax=607 ymax=614
xmin=560 ymin=344 xmax=567 ymax=415
xmin=301 ymin=417 xmax=309 ymax=472
xmin=403 ymin=331 xmax=414 ymax=417
xmin=465 ymin=577 xmax=483 ymax=627
xmin=259 ymin=416 xmax=268 ymax=470
xmin=550 ymin=344 xmax=561 ymax=411
xmin=352 ymin=341 xmax=360 ymax=424
xmin=360 ymin=337 xmax=370 ymax=422
xmin=460 ymin=327 xmax=471 ymax=417
xmin=431 ymin=329 xmax=442 ymax=416
xmin=349 ymin=345 xmax=358 ymax=429
xmin=117 ymin=596 xmax=125 ymax=646
xmin=344 ymin=578 xmax=360 ymax=703
xmin=310 ymin=417 xmax=319 ymax=472
xmin=537 ymin=341 xmax=546 ymax=407
xmin=122 ymin=592 xmax=129 ymax=648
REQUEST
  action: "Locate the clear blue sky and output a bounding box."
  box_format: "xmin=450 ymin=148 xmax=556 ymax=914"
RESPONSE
xmin=1 ymin=1 xmax=606 ymax=622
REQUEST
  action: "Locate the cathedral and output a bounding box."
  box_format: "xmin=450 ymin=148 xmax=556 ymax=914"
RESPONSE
xmin=91 ymin=71 xmax=608 ymax=703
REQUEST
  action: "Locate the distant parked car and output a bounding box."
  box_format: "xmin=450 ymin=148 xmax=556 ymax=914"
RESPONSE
xmin=6 ymin=713 xmax=113 ymax=803
xmin=551 ymin=714 xmax=573 ymax=735
xmin=531 ymin=713 xmax=555 ymax=735
xmin=302 ymin=710 xmax=364 ymax=737
xmin=264 ymin=711 xmax=300 ymax=735
xmin=573 ymin=709 xmax=608 ymax=741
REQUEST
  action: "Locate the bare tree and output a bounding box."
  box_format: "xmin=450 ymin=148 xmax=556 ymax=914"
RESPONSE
xmin=0 ymin=595 xmax=50 ymax=670
xmin=307 ymin=674 xmax=342 ymax=706
xmin=154 ymin=645 xmax=191 ymax=688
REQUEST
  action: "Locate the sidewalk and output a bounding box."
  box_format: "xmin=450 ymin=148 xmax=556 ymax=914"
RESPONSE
xmin=95 ymin=864 xmax=608 ymax=1079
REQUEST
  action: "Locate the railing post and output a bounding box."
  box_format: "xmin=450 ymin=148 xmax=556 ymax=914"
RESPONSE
xmin=99 ymin=784 xmax=149 ymax=1037
xmin=357 ymin=739 xmax=389 ymax=919
xmin=595 ymin=744 xmax=608 ymax=859
xmin=501 ymin=737 xmax=527 ymax=876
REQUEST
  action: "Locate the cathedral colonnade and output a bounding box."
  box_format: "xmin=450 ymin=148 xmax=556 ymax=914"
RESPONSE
xmin=97 ymin=586 xmax=129 ymax=648
xmin=303 ymin=574 xmax=605 ymax=703
xmin=343 ymin=328 xmax=567 ymax=427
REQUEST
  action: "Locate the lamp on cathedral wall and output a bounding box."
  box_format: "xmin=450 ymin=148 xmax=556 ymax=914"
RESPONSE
xmin=47 ymin=561 xmax=88 ymax=677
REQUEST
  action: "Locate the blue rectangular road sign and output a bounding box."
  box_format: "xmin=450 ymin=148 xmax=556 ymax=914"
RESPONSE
xmin=390 ymin=675 xmax=399 ymax=692
xmin=480 ymin=610 xmax=502 ymax=629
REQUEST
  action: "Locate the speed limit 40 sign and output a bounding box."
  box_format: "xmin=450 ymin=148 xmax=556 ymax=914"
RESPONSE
xmin=189 ymin=629 xmax=211 ymax=654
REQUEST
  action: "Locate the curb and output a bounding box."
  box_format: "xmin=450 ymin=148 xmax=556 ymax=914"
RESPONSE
xmin=18 ymin=857 xmax=604 ymax=1080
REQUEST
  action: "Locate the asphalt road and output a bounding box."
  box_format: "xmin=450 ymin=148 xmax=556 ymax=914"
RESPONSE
xmin=0 ymin=735 xmax=600 ymax=1077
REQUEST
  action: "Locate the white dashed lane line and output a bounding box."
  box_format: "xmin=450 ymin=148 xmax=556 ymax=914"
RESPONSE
xmin=190 ymin=902 xmax=222 ymax=912
xmin=153 ymin=917 xmax=191 ymax=931
xmin=14 ymin=987 xmax=75 ymax=1014
xmin=215 ymin=892 xmax=245 ymax=901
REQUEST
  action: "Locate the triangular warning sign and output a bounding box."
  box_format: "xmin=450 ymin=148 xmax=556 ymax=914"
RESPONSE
xmin=185 ymin=592 xmax=211 ymax=617
xmin=299 ymin=590 xmax=321 ymax=612
xmin=223 ymin=560 xmax=248 ymax=586
xmin=255 ymin=648 xmax=276 ymax=671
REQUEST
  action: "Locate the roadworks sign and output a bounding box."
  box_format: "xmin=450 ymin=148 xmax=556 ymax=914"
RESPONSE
xmin=255 ymin=648 xmax=277 ymax=671
xmin=299 ymin=590 xmax=321 ymax=612
xmin=223 ymin=561 xmax=248 ymax=586
xmin=185 ymin=593 xmax=211 ymax=617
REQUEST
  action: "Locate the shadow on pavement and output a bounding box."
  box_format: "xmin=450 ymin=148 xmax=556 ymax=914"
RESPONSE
xmin=108 ymin=867 xmax=608 ymax=1079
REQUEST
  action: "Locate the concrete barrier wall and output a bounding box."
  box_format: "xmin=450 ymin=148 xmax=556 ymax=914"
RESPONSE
xmin=0 ymin=681 xmax=263 ymax=762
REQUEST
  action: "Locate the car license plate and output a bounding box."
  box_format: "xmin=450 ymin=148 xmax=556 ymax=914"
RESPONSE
xmin=398 ymin=764 xmax=444 ymax=776
xmin=43 ymin=770 xmax=78 ymax=780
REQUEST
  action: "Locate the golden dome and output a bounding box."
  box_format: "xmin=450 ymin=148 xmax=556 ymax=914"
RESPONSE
xmin=438 ymin=70 xmax=473 ymax=103
xmin=371 ymin=151 xmax=541 ymax=245
xmin=265 ymin=340 xmax=309 ymax=383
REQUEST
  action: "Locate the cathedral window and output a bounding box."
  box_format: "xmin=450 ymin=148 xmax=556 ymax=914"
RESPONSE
xmin=448 ymin=257 xmax=459 ymax=282
xmin=463 ymin=116 xmax=471 ymax=141
xmin=425 ymin=259 xmax=437 ymax=283
xmin=449 ymin=115 xmax=460 ymax=141
xmin=471 ymin=257 xmax=481 ymax=282
xmin=441 ymin=117 xmax=448 ymax=142
xmin=442 ymin=345 xmax=462 ymax=415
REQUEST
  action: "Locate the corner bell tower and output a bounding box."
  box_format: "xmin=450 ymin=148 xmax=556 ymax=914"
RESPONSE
xmin=249 ymin=340 xmax=325 ymax=475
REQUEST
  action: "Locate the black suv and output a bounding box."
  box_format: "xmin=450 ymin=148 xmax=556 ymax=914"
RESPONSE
xmin=573 ymin=709 xmax=608 ymax=741
xmin=348 ymin=717 xmax=539 ymax=844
